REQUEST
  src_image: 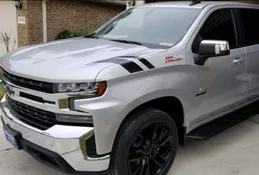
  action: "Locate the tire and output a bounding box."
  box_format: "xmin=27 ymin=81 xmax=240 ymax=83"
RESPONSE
xmin=110 ymin=108 xmax=178 ymax=175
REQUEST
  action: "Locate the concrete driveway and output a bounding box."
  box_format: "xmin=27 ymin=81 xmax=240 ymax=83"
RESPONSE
xmin=1 ymin=115 xmax=259 ymax=175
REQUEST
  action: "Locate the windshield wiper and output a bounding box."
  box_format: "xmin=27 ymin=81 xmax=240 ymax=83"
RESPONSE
xmin=85 ymin=32 xmax=100 ymax=39
xmin=109 ymin=39 xmax=142 ymax=46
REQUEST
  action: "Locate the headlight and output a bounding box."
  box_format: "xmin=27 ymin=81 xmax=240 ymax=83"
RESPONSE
xmin=56 ymin=82 xmax=107 ymax=110
xmin=54 ymin=82 xmax=107 ymax=96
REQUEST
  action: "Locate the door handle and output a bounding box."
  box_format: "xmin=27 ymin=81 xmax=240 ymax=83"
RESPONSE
xmin=233 ymin=57 xmax=244 ymax=64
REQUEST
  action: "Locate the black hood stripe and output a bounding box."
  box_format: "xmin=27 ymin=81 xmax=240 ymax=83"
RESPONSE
xmin=115 ymin=56 xmax=155 ymax=69
xmin=138 ymin=58 xmax=155 ymax=69
xmin=120 ymin=61 xmax=143 ymax=73
xmin=96 ymin=58 xmax=143 ymax=73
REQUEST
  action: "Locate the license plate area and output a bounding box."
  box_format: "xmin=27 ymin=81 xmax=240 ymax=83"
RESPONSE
xmin=3 ymin=125 xmax=22 ymax=150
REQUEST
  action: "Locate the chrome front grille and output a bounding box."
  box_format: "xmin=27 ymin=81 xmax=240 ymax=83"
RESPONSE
xmin=6 ymin=96 xmax=57 ymax=130
xmin=3 ymin=70 xmax=54 ymax=93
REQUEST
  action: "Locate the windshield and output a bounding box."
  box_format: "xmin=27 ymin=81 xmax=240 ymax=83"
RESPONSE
xmin=92 ymin=7 xmax=201 ymax=48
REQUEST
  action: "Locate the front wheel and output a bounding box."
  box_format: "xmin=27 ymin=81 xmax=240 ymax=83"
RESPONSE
xmin=110 ymin=108 xmax=178 ymax=175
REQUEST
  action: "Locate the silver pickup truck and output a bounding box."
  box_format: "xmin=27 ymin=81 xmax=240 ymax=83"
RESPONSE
xmin=1 ymin=1 xmax=259 ymax=175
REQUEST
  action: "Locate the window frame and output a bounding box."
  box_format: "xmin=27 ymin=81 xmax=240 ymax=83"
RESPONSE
xmin=235 ymin=7 xmax=259 ymax=47
xmin=191 ymin=8 xmax=239 ymax=54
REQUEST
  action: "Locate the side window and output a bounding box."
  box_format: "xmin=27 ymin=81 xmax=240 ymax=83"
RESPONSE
xmin=192 ymin=9 xmax=237 ymax=53
xmin=240 ymin=9 xmax=259 ymax=45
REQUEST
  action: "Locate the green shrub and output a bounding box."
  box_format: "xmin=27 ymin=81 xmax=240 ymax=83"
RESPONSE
xmin=56 ymin=30 xmax=83 ymax=40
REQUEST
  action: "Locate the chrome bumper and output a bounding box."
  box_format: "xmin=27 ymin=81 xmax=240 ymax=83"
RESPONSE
xmin=0 ymin=95 xmax=110 ymax=172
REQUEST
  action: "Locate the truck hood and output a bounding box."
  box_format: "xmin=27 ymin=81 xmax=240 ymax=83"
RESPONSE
xmin=1 ymin=37 xmax=165 ymax=82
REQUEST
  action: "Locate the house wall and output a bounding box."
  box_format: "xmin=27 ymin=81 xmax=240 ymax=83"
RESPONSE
xmin=17 ymin=0 xmax=125 ymax=47
xmin=45 ymin=0 xmax=259 ymax=41
xmin=46 ymin=0 xmax=125 ymax=41
xmin=17 ymin=0 xmax=43 ymax=47
xmin=0 ymin=1 xmax=18 ymax=56
xmin=15 ymin=0 xmax=259 ymax=48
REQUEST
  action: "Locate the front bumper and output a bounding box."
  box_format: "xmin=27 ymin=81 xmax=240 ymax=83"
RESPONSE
xmin=0 ymin=95 xmax=110 ymax=173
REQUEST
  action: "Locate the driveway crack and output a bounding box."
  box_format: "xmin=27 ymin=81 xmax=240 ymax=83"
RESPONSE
xmin=0 ymin=147 xmax=15 ymax=153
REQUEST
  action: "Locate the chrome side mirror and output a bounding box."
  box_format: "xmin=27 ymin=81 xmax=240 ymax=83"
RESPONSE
xmin=195 ymin=40 xmax=230 ymax=65
xmin=199 ymin=40 xmax=230 ymax=56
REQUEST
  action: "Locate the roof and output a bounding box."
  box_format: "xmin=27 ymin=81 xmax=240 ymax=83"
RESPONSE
xmin=140 ymin=1 xmax=259 ymax=9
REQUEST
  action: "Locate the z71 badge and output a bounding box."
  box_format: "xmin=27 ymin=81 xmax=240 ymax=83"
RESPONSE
xmin=164 ymin=55 xmax=183 ymax=63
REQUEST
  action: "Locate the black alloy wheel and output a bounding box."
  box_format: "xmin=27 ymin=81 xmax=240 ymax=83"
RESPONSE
xmin=128 ymin=123 xmax=174 ymax=175
xmin=110 ymin=108 xmax=178 ymax=175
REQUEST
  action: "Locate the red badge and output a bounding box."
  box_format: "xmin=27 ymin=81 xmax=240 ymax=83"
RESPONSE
xmin=164 ymin=56 xmax=183 ymax=63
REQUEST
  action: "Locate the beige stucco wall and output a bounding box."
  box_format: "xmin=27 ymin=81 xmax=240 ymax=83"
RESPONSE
xmin=0 ymin=1 xmax=18 ymax=57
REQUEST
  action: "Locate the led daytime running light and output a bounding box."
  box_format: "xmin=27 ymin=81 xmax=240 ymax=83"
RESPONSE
xmin=55 ymin=82 xmax=107 ymax=97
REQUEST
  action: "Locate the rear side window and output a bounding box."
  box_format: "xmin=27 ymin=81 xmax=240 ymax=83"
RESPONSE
xmin=192 ymin=9 xmax=237 ymax=53
xmin=239 ymin=8 xmax=259 ymax=45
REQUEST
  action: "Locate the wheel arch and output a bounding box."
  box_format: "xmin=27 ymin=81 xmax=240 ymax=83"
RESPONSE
xmin=115 ymin=95 xmax=187 ymax=147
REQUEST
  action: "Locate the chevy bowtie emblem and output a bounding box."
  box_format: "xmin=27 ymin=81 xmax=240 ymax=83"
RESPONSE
xmin=3 ymin=84 xmax=15 ymax=96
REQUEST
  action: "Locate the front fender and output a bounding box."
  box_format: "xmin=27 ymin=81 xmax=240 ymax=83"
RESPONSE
xmin=91 ymin=62 xmax=191 ymax=154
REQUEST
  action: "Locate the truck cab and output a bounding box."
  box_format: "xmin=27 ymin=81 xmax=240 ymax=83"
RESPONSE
xmin=1 ymin=1 xmax=259 ymax=175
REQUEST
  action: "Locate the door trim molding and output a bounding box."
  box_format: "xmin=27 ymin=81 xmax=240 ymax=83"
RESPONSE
xmin=189 ymin=95 xmax=259 ymax=132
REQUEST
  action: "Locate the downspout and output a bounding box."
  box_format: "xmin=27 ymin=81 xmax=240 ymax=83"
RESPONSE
xmin=42 ymin=0 xmax=47 ymax=42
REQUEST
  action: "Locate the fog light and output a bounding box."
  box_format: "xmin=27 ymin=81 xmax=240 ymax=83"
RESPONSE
xmin=56 ymin=114 xmax=93 ymax=124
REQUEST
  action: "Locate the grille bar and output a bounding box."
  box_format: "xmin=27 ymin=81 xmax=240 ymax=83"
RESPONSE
xmin=20 ymin=92 xmax=55 ymax=104
xmin=7 ymin=96 xmax=57 ymax=130
xmin=3 ymin=70 xmax=54 ymax=93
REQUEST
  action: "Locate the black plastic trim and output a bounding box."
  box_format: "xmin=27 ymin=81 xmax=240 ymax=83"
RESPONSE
xmin=22 ymin=139 xmax=75 ymax=173
xmin=0 ymin=117 xmax=4 ymax=124
xmin=6 ymin=96 xmax=56 ymax=130
xmin=179 ymin=126 xmax=187 ymax=146
xmin=187 ymin=100 xmax=259 ymax=140
xmin=3 ymin=70 xmax=54 ymax=93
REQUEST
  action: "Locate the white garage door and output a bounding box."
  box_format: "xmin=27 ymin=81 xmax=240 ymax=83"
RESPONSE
xmin=0 ymin=1 xmax=17 ymax=57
